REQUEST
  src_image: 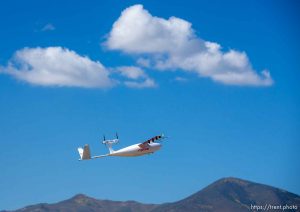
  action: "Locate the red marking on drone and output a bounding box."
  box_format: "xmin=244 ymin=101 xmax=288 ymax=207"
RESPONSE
xmin=138 ymin=148 xmax=150 ymax=152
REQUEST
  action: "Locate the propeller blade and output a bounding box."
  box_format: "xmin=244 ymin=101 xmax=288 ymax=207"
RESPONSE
xmin=162 ymin=133 xmax=168 ymax=139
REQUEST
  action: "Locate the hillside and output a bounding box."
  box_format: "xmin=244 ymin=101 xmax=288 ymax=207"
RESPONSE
xmin=152 ymin=177 xmax=300 ymax=212
xmin=3 ymin=177 xmax=300 ymax=212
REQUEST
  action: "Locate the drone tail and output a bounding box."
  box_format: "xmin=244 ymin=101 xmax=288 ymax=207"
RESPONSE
xmin=78 ymin=144 xmax=91 ymax=160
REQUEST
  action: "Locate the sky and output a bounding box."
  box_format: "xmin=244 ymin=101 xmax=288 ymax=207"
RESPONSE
xmin=0 ymin=0 xmax=299 ymax=210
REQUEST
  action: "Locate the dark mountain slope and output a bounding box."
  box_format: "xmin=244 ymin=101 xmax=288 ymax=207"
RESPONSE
xmin=152 ymin=177 xmax=300 ymax=212
xmin=4 ymin=194 xmax=157 ymax=212
xmin=3 ymin=177 xmax=300 ymax=212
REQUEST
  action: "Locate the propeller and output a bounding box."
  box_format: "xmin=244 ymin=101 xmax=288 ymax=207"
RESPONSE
xmin=158 ymin=133 xmax=168 ymax=142
xmin=161 ymin=133 xmax=168 ymax=139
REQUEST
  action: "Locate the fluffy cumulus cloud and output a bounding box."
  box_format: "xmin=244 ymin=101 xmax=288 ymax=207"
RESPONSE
xmin=106 ymin=4 xmax=273 ymax=86
xmin=0 ymin=5 xmax=273 ymax=89
xmin=116 ymin=66 xmax=156 ymax=88
xmin=2 ymin=47 xmax=114 ymax=88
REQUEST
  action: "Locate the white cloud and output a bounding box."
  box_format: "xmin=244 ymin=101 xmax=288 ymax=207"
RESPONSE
xmin=174 ymin=76 xmax=188 ymax=82
xmin=106 ymin=4 xmax=197 ymax=54
xmin=116 ymin=66 xmax=156 ymax=88
xmin=136 ymin=58 xmax=151 ymax=68
xmin=106 ymin=4 xmax=273 ymax=86
xmin=0 ymin=48 xmax=157 ymax=89
xmin=41 ymin=23 xmax=55 ymax=31
xmin=124 ymin=78 xmax=156 ymax=88
xmin=2 ymin=47 xmax=114 ymax=88
xmin=117 ymin=66 xmax=147 ymax=79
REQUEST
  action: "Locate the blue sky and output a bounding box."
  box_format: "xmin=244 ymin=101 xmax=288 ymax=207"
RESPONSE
xmin=0 ymin=0 xmax=299 ymax=210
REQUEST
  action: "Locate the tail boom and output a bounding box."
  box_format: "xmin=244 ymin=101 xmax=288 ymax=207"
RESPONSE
xmin=78 ymin=144 xmax=109 ymax=160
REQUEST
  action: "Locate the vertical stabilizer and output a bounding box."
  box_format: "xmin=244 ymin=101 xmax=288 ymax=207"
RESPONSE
xmin=78 ymin=144 xmax=91 ymax=160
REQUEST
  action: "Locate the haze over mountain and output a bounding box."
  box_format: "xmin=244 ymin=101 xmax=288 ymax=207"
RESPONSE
xmin=2 ymin=177 xmax=300 ymax=212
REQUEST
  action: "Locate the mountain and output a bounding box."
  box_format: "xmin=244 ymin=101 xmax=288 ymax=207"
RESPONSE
xmin=2 ymin=177 xmax=300 ymax=212
xmin=152 ymin=177 xmax=300 ymax=212
xmin=2 ymin=194 xmax=157 ymax=212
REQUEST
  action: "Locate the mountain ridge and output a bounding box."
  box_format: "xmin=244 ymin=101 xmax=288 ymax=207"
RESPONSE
xmin=2 ymin=177 xmax=300 ymax=212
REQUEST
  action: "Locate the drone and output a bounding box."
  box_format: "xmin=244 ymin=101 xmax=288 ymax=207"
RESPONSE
xmin=78 ymin=133 xmax=167 ymax=160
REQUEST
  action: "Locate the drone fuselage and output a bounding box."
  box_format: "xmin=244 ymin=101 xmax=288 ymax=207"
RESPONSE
xmin=78 ymin=134 xmax=165 ymax=160
xmin=109 ymin=142 xmax=161 ymax=157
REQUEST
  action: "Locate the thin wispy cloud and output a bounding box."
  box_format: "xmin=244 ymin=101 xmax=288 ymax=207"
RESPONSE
xmin=41 ymin=23 xmax=55 ymax=31
xmin=124 ymin=78 xmax=156 ymax=88
xmin=117 ymin=66 xmax=147 ymax=79
xmin=106 ymin=4 xmax=273 ymax=86
xmin=116 ymin=66 xmax=157 ymax=88
xmin=174 ymin=76 xmax=188 ymax=83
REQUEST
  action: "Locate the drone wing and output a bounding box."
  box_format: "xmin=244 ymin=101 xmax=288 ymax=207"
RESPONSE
xmin=138 ymin=135 xmax=163 ymax=148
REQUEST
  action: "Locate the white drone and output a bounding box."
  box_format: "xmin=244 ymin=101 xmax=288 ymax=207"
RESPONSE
xmin=78 ymin=133 xmax=166 ymax=160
